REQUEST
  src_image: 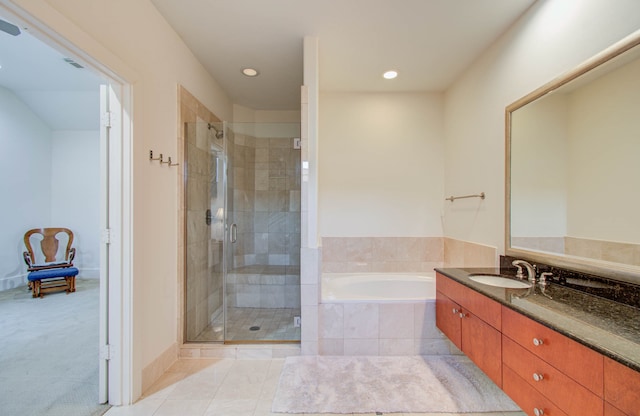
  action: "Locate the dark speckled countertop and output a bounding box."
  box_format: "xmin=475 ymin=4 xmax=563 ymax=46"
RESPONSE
xmin=435 ymin=267 xmax=640 ymax=373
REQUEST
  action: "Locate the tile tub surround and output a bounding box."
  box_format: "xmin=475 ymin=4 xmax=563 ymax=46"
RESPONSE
xmin=321 ymin=236 xmax=498 ymax=272
xmin=322 ymin=237 xmax=444 ymax=273
xmin=318 ymin=301 xmax=460 ymax=356
xmin=317 ymin=237 xmax=497 ymax=356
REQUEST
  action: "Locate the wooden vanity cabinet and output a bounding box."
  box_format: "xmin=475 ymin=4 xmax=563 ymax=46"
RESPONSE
xmin=435 ymin=272 xmax=502 ymax=387
xmin=604 ymin=357 xmax=640 ymax=416
xmin=436 ymin=273 xmax=640 ymax=416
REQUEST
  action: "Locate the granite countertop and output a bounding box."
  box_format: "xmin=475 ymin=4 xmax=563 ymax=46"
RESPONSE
xmin=435 ymin=267 xmax=640 ymax=373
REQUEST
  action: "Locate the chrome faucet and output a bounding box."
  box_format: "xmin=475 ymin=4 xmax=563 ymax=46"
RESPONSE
xmin=512 ymin=260 xmax=537 ymax=282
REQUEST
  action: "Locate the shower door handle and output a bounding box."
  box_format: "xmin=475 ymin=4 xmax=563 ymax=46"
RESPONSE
xmin=230 ymin=223 xmax=237 ymax=243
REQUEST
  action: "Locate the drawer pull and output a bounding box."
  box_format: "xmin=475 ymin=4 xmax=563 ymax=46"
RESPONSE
xmin=459 ymin=312 xmax=468 ymax=318
xmin=532 ymin=337 xmax=544 ymax=346
xmin=532 ymin=373 xmax=544 ymax=382
xmin=452 ymin=308 xmax=459 ymax=314
xmin=533 ymin=408 xmax=544 ymax=416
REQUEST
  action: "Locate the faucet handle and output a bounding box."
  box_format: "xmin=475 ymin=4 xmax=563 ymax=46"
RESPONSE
xmin=512 ymin=261 xmax=524 ymax=278
xmin=539 ymin=272 xmax=552 ymax=286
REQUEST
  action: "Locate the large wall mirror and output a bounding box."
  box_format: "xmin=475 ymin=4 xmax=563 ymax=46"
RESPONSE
xmin=506 ymin=29 xmax=640 ymax=284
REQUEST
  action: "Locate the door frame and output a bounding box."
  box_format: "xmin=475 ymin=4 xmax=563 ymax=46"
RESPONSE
xmin=0 ymin=1 xmax=135 ymax=405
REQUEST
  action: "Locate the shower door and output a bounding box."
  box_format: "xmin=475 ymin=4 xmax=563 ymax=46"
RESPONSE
xmin=185 ymin=121 xmax=302 ymax=343
xmin=224 ymin=122 xmax=301 ymax=342
xmin=185 ymin=121 xmax=226 ymax=342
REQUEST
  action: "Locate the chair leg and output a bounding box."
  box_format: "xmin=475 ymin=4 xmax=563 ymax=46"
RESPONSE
xmin=32 ymin=281 xmax=41 ymax=298
xmin=64 ymin=276 xmax=76 ymax=294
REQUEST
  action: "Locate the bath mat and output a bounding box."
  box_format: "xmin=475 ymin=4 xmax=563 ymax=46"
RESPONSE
xmin=272 ymin=355 xmax=520 ymax=414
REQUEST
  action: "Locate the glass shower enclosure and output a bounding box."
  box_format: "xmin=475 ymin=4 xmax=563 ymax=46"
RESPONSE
xmin=184 ymin=121 xmax=301 ymax=343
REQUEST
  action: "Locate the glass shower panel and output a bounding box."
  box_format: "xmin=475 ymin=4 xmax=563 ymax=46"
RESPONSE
xmin=224 ymin=122 xmax=301 ymax=342
xmin=185 ymin=121 xmax=226 ymax=342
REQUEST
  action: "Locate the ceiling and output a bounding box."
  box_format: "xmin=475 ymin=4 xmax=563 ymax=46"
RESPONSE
xmin=151 ymin=0 xmax=536 ymax=110
xmin=0 ymin=1 xmax=536 ymax=127
xmin=0 ymin=20 xmax=104 ymax=130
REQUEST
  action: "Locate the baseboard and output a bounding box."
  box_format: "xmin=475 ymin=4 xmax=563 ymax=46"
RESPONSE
xmin=141 ymin=343 xmax=178 ymax=394
xmin=0 ymin=274 xmax=26 ymax=291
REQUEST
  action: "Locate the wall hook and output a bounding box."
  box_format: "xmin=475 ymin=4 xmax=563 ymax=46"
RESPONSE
xmin=149 ymin=150 xmax=163 ymax=163
xmin=167 ymin=156 xmax=179 ymax=167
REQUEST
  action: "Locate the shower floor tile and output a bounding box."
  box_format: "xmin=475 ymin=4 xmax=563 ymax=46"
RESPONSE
xmin=193 ymin=307 xmax=301 ymax=342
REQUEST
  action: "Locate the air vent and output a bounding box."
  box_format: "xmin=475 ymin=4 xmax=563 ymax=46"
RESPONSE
xmin=63 ymin=57 xmax=84 ymax=69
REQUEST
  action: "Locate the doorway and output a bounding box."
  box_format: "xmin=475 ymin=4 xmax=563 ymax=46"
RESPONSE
xmin=0 ymin=7 xmax=132 ymax=409
xmin=184 ymin=121 xmax=302 ymax=343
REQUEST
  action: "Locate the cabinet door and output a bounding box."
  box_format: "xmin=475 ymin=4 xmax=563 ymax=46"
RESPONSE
xmin=436 ymin=290 xmax=461 ymax=349
xmin=604 ymin=357 xmax=640 ymax=416
xmin=462 ymin=311 xmax=502 ymax=387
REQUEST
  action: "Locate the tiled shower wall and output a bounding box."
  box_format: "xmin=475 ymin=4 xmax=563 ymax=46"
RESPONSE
xmin=231 ymin=133 xmax=301 ymax=269
xmin=227 ymin=130 xmax=301 ymax=309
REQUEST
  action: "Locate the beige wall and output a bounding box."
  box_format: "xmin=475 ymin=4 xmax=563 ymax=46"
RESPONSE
xmin=443 ymin=0 xmax=640 ymax=254
xmin=318 ymin=92 xmax=444 ymax=237
xmin=8 ymin=0 xmax=233 ymax=400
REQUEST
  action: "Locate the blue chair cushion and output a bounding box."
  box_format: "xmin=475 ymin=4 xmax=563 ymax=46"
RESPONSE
xmin=28 ymin=267 xmax=79 ymax=282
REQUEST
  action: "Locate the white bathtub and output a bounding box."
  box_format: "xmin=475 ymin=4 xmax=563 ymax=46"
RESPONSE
xmin=322 ymin=272 xmax=436 ymax=303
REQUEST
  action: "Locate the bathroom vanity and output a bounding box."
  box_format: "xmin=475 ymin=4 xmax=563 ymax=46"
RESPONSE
xmin=476 ymin=26 xmax=640 ymax=416
xmin=435 ymin=268 xmax=640 ymax=416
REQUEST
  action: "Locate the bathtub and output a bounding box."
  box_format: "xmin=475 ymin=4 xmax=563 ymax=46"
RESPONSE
xmin=322 ymin=272 xmax=436 ymax=303
xmin=318 ymin=271 xmax=452 ymax=356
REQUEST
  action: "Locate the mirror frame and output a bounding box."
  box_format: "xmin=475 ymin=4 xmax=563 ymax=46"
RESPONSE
xmin=505 ymin=29 xmax=640 ymax=284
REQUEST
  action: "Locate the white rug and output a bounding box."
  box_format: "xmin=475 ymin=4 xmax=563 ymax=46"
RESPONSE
xmin=272 ymin=355 xmax=520 ymax=414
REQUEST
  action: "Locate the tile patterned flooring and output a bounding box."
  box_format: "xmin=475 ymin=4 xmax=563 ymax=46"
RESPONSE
xmin=105 ymin=358 xmax=526 ymax=416
xmin=193 ymin=307 xmax=301 ymax=342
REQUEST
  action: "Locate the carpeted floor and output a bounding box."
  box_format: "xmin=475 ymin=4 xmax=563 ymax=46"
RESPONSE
xmin=272 ymin=355 xmax=521 ymax=414
xmin=0 ymin=278 xmax=110 ymax=416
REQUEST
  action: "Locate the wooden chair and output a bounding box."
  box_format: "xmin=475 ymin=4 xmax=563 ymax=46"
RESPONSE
xmin=23 ymin=228 xmax=79 ymax=298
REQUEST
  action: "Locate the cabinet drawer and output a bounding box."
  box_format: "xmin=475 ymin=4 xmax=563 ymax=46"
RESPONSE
xmin=436 ymin=273 xmax=501 ymax=329
xmin=604 ymin=357 xmax=640 ymax=416
xmin=605 ymin=403 xmax=631 ymax=416
xmin=503 ymin=365 xmax=568 ymax=416
xmin=503 ymin=335 xmax=603 ymax=416
xmin=502 ymin=306 xmax=603 ymax=395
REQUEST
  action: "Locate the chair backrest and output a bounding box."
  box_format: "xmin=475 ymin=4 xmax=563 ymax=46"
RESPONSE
xmin=24 ymin=228 xmax=75 ymax=265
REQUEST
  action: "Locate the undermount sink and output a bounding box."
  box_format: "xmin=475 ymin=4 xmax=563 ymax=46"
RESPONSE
xmin=468 ymin=274 xmax=532 ymax=289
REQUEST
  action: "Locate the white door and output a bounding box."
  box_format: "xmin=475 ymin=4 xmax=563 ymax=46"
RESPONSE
xmin=99 ymin=83 xmax=127 ymax=404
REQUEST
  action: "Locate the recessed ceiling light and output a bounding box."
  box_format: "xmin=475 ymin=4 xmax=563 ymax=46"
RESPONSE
xmin=242 ymin=68 xmax=259 ymax=77
xmin=383 ymin=70 xmax=398 ymax=80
